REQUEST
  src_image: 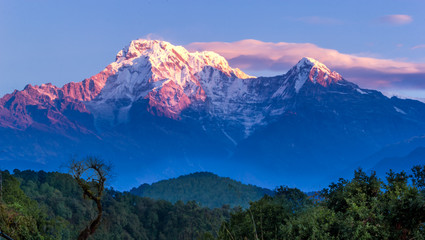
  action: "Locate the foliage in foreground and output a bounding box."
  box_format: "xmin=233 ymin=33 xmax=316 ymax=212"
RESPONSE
xmin=1 ymin=166 xmax=425 ymax=240
xmin=0 ymin=170 xmax=59 ymax=240
xmin=0 ymin=170 xmax=230 ymax=240
xmin=218 ymin=167 xmax=425 ymax=240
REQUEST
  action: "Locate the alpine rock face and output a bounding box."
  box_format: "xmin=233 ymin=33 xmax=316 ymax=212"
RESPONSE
xmin=87 ymin=40 xmax=251 ymax=122
xmin=1 ymin=39 xmax=425 ymax=190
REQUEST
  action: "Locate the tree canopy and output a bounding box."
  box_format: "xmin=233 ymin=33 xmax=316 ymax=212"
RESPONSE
xmin=1 ymin=166 xmax=424 ymax=239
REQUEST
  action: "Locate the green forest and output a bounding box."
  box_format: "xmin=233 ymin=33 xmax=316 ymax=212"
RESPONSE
xmin=0 ymin=169 xmax=229 ymax=240
xmin=0 ymin=165 xmax=425 ymax=240
xmin=130 ymin=172 xmax=273 ymax=208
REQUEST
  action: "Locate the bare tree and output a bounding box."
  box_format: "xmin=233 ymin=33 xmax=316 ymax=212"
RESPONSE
xmin=68 ymin=156 xmax=111 ymax=240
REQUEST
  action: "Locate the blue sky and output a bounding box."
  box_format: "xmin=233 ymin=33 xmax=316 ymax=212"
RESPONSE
xmin=1 ymin=0 xmax=425 ymax=98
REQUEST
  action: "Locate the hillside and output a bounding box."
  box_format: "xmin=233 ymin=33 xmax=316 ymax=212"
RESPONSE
xmin=130 ymin=172 xmax=274 ymax=208
xmin=1 ymin=169 xmax=229 ymax=240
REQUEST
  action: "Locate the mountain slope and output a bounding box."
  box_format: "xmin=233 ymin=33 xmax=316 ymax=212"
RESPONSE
xmin=130 ymin=172 xmax=273 ymax=208
xmin=1 ymin=39 xmax=425 ymax=190
xmin=230 ymin=78 xmax=425 ymax=188
xmin=372 ymin=147 xmax=425 ymax=175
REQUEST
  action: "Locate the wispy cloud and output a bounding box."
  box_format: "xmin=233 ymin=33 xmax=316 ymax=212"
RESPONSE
xmin=378 ymin=14 xmax=413 ymax=25
xmin=186 ymin=39 xmax=425 ymax=92
xmin=412 ymin=44 xmax=425 ymax=50
xmin=296 ymin=16 xmax=342 ymax=25
xmin=143 ymin=33 xmax=164 ymax=41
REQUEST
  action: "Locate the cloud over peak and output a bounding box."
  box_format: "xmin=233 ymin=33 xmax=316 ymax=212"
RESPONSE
xmin=186 ymin=39 xmax=425 ymax=93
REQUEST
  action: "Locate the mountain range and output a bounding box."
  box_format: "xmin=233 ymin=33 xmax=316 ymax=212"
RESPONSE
xmin=1 ymin=39 xmax=424 ymax=190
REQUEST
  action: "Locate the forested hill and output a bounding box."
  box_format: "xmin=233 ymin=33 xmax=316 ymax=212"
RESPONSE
xmin=2 ymin=167 xmax=425 ymax=239
xmin=0 ymin=169 xmax=230 ymax=240
xmin=130 ymin=172 xmax=274 ymax=208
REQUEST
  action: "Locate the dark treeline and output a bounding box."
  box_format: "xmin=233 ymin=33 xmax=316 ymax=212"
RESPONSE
xmin=219 ymin=167 xmax=425 ymax=240
xmin=0 ymin=170 xmax=230 ymax=240
xmin=1 ymin=166 xmax=425 ymax=239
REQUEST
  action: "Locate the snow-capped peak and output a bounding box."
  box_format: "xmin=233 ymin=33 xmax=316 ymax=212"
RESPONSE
xmin=115 ymin=39 xmax=252 ymax=80
xmin=116 ymin=39 xmax=186 ymax=61
xmin=296 ymin=57 xmax=329 ymax=71
xmin=97 ymin=39 xmax=254 ymax=103
xmin=291 ymin=57 xmax=343 ymax=92
xmin=87 ymin=39 xmax=254 ymax=121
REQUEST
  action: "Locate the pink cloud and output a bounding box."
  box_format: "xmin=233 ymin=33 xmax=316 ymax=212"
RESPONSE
xmin=379 ymin=14 xmax=413 ymax=25
xmin=185 ymin=39 xmax=425 ymax=91
xmin=412 ymin=44 xmax=425 ymax=50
